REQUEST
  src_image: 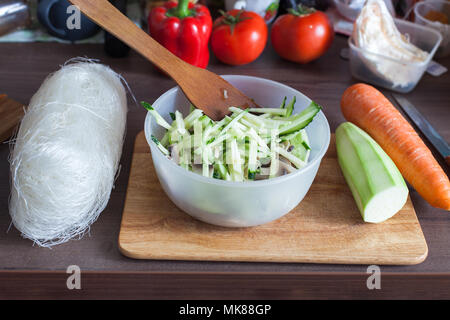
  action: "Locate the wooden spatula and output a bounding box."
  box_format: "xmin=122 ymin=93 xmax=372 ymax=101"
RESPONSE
xmin=0 ymin=94 xmax=24 ymax=143
xmin=69 ymin=0 xmax=258 ymax=120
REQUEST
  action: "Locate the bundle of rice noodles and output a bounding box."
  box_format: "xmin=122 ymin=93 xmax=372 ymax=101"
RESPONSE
xmin=9 ymin=61 xmax=127 ymax=247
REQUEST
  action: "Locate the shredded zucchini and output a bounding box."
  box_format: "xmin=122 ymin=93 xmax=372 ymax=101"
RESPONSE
xmin=143 ymin=97 xmax=321 ymax=181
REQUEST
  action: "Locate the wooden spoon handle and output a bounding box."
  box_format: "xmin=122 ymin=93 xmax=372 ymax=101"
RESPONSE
xmin=69 ymin=0 xmax=186 ymax=78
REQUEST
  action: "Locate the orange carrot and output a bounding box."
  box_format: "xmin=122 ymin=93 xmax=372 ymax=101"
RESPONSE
xmin=341 ymin=83 xmax=450 ymax=211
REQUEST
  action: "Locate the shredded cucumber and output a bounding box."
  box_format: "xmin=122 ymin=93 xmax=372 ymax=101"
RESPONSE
xmin=141 ymin=102 xmax=171 ymax=130
xmin=284 ymin=96 xmax=295 ymax=117
xmin=279 ymin=101 xmax=321 ymax=135
xmin=144 ymin=97 xmax=321 ymax=181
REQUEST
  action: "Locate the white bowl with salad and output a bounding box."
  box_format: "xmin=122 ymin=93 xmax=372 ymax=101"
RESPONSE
xmin=144 ymin=75 xmax=330 ymax=227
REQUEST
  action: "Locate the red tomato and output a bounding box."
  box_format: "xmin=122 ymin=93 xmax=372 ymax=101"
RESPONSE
xmin=271 ymin=7 xmax=334 ymax=64
xmin=211 ymin=10 xmax=268 ymax=66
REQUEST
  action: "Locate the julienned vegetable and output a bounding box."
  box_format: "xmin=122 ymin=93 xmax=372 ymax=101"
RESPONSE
xmin=336 ymin=122 xmax=408 ymax=223
xmin=142 ymin=98 xmax=321 ymax=181
xmin=341 ymin=83 xmax=450 ymax=211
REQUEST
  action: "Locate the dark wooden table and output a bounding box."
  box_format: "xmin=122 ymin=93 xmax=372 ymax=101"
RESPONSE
xmin=0 ymin=35 xmax=449 ymax=299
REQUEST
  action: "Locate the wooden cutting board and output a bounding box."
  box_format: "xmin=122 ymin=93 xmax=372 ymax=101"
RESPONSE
xmin=0 ymin=94 xmax=24 ymax=142
xmin=118 ymin=131 xmax=428 ymax=265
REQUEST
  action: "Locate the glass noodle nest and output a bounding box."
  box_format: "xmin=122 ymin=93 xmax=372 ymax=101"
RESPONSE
xmin=9 ymin=60 xmax=127 ymax=247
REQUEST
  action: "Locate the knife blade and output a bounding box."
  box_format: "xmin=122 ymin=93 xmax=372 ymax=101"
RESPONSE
xmin=392 ymin=94 xmax=450 ymax=166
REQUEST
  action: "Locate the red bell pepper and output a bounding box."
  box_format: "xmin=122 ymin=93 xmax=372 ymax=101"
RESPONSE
xmin=148 ymin=0 xmax=212 ymax=69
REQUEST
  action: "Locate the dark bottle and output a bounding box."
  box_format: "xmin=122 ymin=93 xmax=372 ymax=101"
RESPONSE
xmin=278 ymin=0 xmax=330 ymax=14
xmin=104 ymin=0 xmax=130 ymax=58
xmin=203 ymin=0 xmax=225 ymax=19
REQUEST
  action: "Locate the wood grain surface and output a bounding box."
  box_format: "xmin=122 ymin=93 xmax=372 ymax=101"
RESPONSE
xmin=119 ymin=131 xmax=428 ymax=265
xmin=0 ymin=95 xmax=23 ymax=142
xmin=2 ymin=271 xmax=450 ymax=299
xmin=0 ymin=37 xmax=448 ymax=299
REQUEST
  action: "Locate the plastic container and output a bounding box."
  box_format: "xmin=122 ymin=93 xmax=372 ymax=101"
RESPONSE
xmin=349 ymin=18 xmax=442 ymax=93
xmin=333 ymin=0 xmax=395 ymax=21
xmin=414 ymin=0 xmax=450 ymax=58
xmin=334 ymin=0 xmax=364 ymax=21
xmin=144 ymin=75 xmax=330 ymax=228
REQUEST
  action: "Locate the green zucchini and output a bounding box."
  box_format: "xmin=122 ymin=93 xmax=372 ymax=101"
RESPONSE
xmin=336 ymin=122 xmax=408 ymax=223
